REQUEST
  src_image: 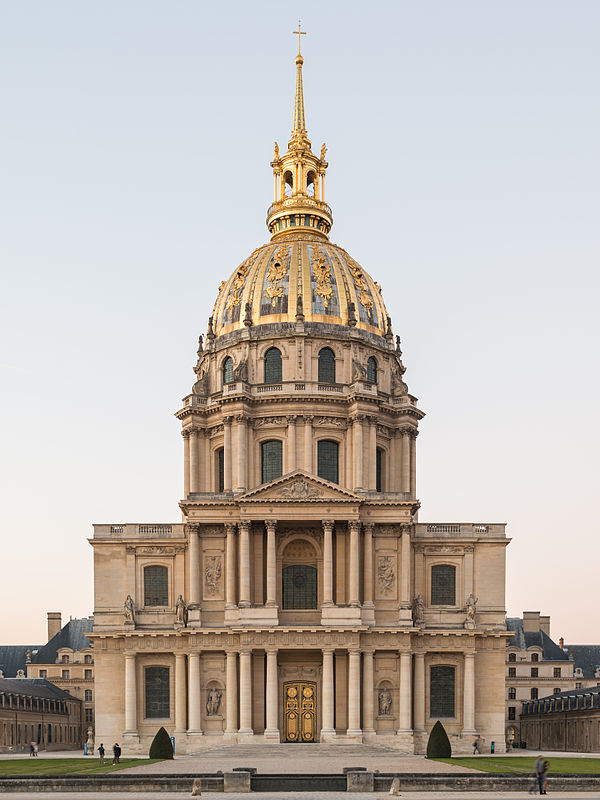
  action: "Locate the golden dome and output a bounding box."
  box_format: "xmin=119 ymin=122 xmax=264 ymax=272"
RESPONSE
xmin=211 ymin=236 xmax=391 ymax=339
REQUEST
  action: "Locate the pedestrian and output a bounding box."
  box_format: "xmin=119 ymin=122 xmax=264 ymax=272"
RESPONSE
xmin=33 ymin=742 xmax=38 ymax=756
xmin=29 ymin=742 xmax=35 ymax=757
xmin=534 ymin=754 xmax=546 ymax=795
xmin=542 ymin=759 xmax=549 ymax=794
xmin=112 ymin=742 xmax=121 ymax=764
xmin=473 ymin=738 xmax=480 ymax=754
xmin=98 ymin=743 xmax=105 ymax=765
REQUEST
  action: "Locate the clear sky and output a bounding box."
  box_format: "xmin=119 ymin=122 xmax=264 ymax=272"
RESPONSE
xmin=1 ymin=1 xmax=598 ymax=645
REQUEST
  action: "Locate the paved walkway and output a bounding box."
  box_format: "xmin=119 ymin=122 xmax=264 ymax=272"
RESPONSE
xmin=0 ymin=793 xmax=598 ymax=799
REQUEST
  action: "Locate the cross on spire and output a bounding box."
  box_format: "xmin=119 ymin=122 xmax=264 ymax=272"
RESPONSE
xmin=293 ymin=21 xmax=306 ymax=56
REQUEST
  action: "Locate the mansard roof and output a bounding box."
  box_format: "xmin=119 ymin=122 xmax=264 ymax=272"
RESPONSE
xmin=31 ymin=618 xmax=93 ymax=664
xmin=506 ymin=617 xmax=570 ymax=661
xmin=565 ymin=645 xmax=600 ymax=678
xmin=0 ymin=645 xmax=38 ymax=678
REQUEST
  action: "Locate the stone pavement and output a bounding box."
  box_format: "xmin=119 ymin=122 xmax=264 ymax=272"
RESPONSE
xmin=0 ymin=793 xmax=599 ymax=799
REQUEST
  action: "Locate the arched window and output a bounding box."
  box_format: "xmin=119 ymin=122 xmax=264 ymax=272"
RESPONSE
xmin=376 ymin=447 xmax=383 ymax=492
xmin=508 ymin=653 xmax=516 ymax=663
xmin=144 ymin=565 xmax=168 ymax=606
xmin=318 ymin=347 xmax=335 ymax=383
xmin=282 ymin=564 xmax=317 ymax=609
xmin=531 ymin=653 xmax=539 ymax=662
xmin=317 ymin=440 xmax=339 ymax=484
xmin=366 ymin=356 xmax=377 ymax=384
xmin=222 ymin=356 xmax=233 ymax=385
xmin=284 ymin=171 xmax=293 ymax=197
xmin=145 ymin=666 xmax=170 ymax=718
xmin=264 ymin=347 xmax=282 ymax=384
xmin=431 ymin=564 xmax=456 ymax=605
xmin=217 ymin=448 xmax=224 ymax=492
xmin=261 ymin=440 xmax=283 ymax=483
xmin=430 ymin=665 xmax=455 ymax=717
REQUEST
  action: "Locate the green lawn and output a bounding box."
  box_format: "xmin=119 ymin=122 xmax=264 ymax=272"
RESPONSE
xmin=0 ymin=758 xmax=162 ymax=776
xmin=435 ymin=756 xmax=600 ymax=774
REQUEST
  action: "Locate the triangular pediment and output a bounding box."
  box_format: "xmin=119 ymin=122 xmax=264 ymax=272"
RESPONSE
xmin=238 ymin=470 xmax=362 ymax=503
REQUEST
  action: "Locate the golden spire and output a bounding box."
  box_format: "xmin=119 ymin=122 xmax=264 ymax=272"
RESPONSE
xmin=292 ymin=23 xmax=307 ymax=133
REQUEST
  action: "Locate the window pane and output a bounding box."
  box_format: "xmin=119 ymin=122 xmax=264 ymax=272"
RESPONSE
xmin=317 ymin=440 xmax=339 ymax=484
xmin=261 ymin=440 xmax=283 ymax=483
xmin=218 ymin=448 xmax=224 ymax=492
xmin=145 ymin=666 xmax=170 ymax=718
xmin=318 ymin=348 xmax=335 ymax=383
xmin=282 ymin=565 xmax=317 ymax=609
xmin=223 ymin=357 xmax=233 ymax=384
xmin=431 ymin=565 xmax=456 ymax=605
xmin=144 ymin=565 xmax=168 ymax=606
xmin=367 ymin=357 xmax=377 ymax=383
xmin=376 ymin=448 xmax=383 ymax=491
xmin=264 ymin=348 xmax=282 ymax=383
xmin=430 ymin=665 xmax=455 ymax=717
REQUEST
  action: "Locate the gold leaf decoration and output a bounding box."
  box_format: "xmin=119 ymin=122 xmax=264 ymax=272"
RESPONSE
xmin=312 ymin=248 xmax=333 ymax=308
xmin=346 ymin=257 xmax=374 ymax=318
xmin=265 ymin=246 xmax=289 ymax=306
xmin=225 ymin=259 xmax=251 ymax=310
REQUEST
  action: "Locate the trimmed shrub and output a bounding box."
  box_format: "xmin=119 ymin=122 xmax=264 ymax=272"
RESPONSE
xmin=149 ymin=726 xmax=174 ymax=759
xmin=426 ymin=720 xmax=452 ymax=758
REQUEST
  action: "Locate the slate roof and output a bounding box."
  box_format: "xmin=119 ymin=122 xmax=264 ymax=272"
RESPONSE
xmin=0 ymin=646 xmax=40 ymax=678
xmin=564 ymin=645 xmax=600 ymax=679
xmin=506 ymin=617 xmax=570 ymax=661
xmin=31 ymin=618 xmax=93 ymax=664
xmin=0 ymin=678 xmax=76 ymax=700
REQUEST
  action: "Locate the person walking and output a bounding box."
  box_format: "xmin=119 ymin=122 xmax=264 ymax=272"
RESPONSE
xmin=534 ymin=754 xmax=546 ymax=795
xmin=472 ymin=738 xmax=480 ymax=754
xmin=98 ymin=743 xmax=105 ymax=766
xmin=542 ymin=759 xmax=549 ymax=794
xmin=112 ymin=743 xmax=121 ymax=764
xmin=29 ymin=742 xmax=35 ymax=757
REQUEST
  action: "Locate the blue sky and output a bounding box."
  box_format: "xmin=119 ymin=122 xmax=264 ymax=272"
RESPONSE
xmin=1 ymin=0 xmax=598 ymax=643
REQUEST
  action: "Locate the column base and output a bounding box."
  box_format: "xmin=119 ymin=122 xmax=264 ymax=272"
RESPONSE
xmin=237 ymin=729 xmax=255 ymax=742
xmin=223 ymin=731 xmax=239 ymax=743
xmin=398 ymin=604 xmax=413 ymax=625
xmin=361 ymin=606 xmax=375 ymax=625
xmin=320 ymin=728 xmax=336 ymax=743
xmin=263 ymin=729 xmax=280 ymax=742
xmin=345 ymin=729 xmax=364 ymax=743
xmin=187 ymin=607 xmax=202 ymax=627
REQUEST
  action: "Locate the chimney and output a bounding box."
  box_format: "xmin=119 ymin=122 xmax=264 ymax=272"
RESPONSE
xmin=540 ymin=615 xmax=551 ymax=637
xmin=559 ymin=637 xmax=564 ymax=649
xmin=47 ymin=612 xmax=62 ymax=642
xmin=522 ymin=611 xmax=541 ymax=633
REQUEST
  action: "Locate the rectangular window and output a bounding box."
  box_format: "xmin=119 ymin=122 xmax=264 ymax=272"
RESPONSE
xmin=218 ymin=448 xmax=224 ymax=492
xmin=84 ymin=708 xmax=93 ymax=723
xmin=376 ymin=448 xmax=383 ymax=492
xmin=553 ymin=667 xmax=561 ymax=678
xmin=531 ymin=653 xmax=539 ymax=662
xmin=531 ymin=688 xmax=538 ymax=700
xmin=508 ymin=667 xmax=516 ymax=677
xmin=261 ymin=440 xmax=283 ymax=483
xmin=508 ymin=687 xmax=516 ymax=700
xmin=144 ymin=565 xmax=169 ymax=606
xmin=508 ymin=706 xmax=516 ymax=720
xmin=145 ymin=666 xmax=170 ymax=718
xmin=317 ymin=440 xmax=339 ymax=484
xmin=84 ymin=690 xmax=92 ymax=702
xmin=61 ymin=670 xmax=70 ymax=679
xmin=531 ymin=667 xmax=538 ymax=677
xmin=553 ymin=688 xmax=561 ymax=694
xmin=39 ymin=670 xmax=47 ymax=679
xmin=431 ymin=564 xmax=456 ymax=605
xmin=430 ymin=665 xmax=455 ymax=718
xmin=84 ymin=669 xmax=93 ymax=680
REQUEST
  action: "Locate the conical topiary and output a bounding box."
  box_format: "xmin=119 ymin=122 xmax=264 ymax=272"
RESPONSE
xmin=149 ymin=726 xmax=174 ymax=759
xmin=426 ymin=720 xmax=452 ymax=758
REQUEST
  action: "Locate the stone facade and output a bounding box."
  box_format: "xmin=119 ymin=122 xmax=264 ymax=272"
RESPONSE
xmin=90 ymin=44 xmax=510 ymax=755
xmin=521 ymin=685 xmax=600 ymax=752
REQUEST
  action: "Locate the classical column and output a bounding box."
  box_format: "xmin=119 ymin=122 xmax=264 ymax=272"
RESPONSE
xmin=462 ymin=651 xmax=476 ymax=733
xmin=400 ymin=428 xmax=410 ymax=493
xmin=286 ymin=415 xmax=297 ymax=472
xmin=409 ymin=429 xmax=417 ymax=495
xmin=190 ymin=428 xmax=200 ymax=493
xmin=124 ymin=653 xmax=137 ymax=733
xmin=398 ymin=651 xmax=412 ymax=733
xmin=182 ymin=430 xmax=191 ymax=497
xmin=362 ymin=650 xmax=375 ymax=733
xmin=347 ymin=650 xmax=362 ymax=735
xmin=363 ymin=523 xmax=374 ymax=607
xmin=321 ymin=648 xmax=335 ymax=738
xmin=464 ymin=545 xmax=474 ymax=600
xmin=265 ymin=520 xmax=277 ymax=606
xmin=399 ymin=524 xmax=411 ymax=607
xmin=225 ymin=523 xmax=237 ymax=609
xmin=348 ymin=521 xmax=361 ymax=607
xmin=223 ymin=416 xmax=232 ymax=491
xmin=413 ymin=652 xmax=425 ymax=732
xmin=238 ymin=521 xmax=251 ymax=607
xmin=235 ymin=415 xmax=247 ymax=492
xmin=352 ymin=416 xmax=364 ymax=490
xmin=368 ymin=416 xmax=377 ymax=490
xmin=264 ymin=649 xmax=279 ymax=739
xmin=188 ymin=525 xmax=200 ymax=607
xmin=225 ymin=652 xmax=238 ymax=735
xmin=175 ymin=653 xmax=187 ymax=733
xmin=304 ymin=415 xmax=313 ymax=473
xmin=322 ymin=520 xmax=334 ymax=606
xmin=239 ymin=650 xmax=253 ymax=735
xmin=188 ymin=652 xmax=202 ymax=734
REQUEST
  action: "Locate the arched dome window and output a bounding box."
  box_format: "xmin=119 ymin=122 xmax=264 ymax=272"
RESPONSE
xmin=366 ymin=356 xmax=377 ymax=384
xmin=264 ymin=347 xmax=282 ymax=384
xmin=318 ymin=347 xmax=335 ymax=383
xmin=284 ymin=170 xmax=293 ymax=197
xmin=222 ymin=356 xmax=233 ymax=385
xmin=317 ymin=440 xmax=339 ymax=484
xmin=306 ymin=170 xmax=316 ymax=197
xmin=261 ymin=440 xmax=283 ymax=483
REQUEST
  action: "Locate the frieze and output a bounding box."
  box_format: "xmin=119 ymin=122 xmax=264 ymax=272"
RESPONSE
xmin=374 ymin=525 xmax=402 ymax=537
xmin=313 ymin=416 xmax=347 ymax=428
xmin=423 ymin=546 xmax=465 ymax=555
xmin=253 ymin=416 xmax=288 ymax=428
xmin=126 ymin=546 xmax=182 ymax=555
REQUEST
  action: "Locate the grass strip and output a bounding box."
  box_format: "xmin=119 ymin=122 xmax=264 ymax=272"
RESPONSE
xmin=435 ymin=756 xmax=600 ymax=774
xmin=0 ymin=758 xmax=161 ymax=776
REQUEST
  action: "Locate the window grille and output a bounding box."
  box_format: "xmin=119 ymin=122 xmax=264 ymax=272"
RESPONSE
xmin=531 ymin=688 xmax=538 ymax=700
xmin=261 ymin=440 xmax=283 ymax=483
xmin=317 ymin=440 xmax=339 ymax=483
xmin=431 ymin=564 xmax=456 ymax=605
xmin=318 ymin=347 xmax=335 ymax=383
xmin=282 ymin=564 xmax=317 ymax=609
xmin=366 ymin=356 xmax=377 ymax=383
xmin=264 ymin=347 xmax=282 ymax=383
xmin=145 ymin=666 xmax=170 ymax=718
xmin=222 ymin=356 xmax=234 ymax=384
xmin=430 ymin=665 xmax=455 ymax=717
xmin=217 ymin=448 xmax=224 ymax=492
xmin=144 ymin=565 xmax=168 ymax=606
xmin=376 ymin=448 xmax=383 ymax=491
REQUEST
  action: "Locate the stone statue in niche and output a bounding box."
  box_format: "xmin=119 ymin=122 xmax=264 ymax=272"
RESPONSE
xmin=206 ymin=687 xmax=222 ymax=716
xmin=175 ymin=595 xmax=188 ymax=627
xmin=464 ymin=593 xmax=478 ymax=629
xmin=412 ymin=594 xmax=424 ymax=626
xmin=377 ymin=556 xmax=395 ymax=595
xmin=378 ymin=687 xmax=392 ymax=716
xmin=124 ymin=595 xmax=135 ymax=625
xmin=205 ymin=556 xmax=222 ymax=596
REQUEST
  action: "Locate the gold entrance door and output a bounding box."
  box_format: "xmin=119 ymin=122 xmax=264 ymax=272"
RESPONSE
xmin=283 ymin=681 xmax=317 ymax=742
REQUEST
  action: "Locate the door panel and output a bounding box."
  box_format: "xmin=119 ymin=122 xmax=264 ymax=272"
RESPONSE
xmin=283 ymin=681 xmax=317 ymax=742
